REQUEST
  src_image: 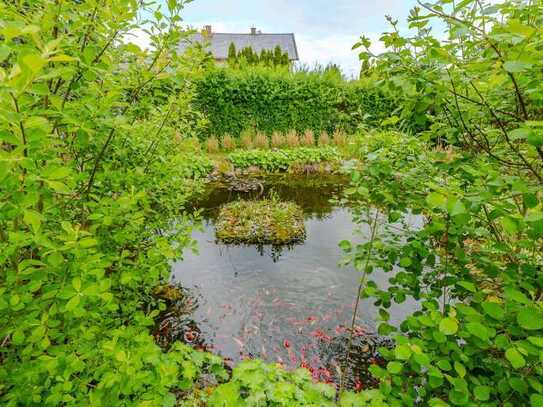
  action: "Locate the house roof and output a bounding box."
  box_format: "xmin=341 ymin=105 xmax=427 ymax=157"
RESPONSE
xmin=178 ymin=32 xmax=299 ymax=61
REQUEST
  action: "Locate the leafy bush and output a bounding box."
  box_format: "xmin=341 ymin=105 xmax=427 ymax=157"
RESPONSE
xmin=0 ymin=1 xmax=221 ymax=405
xmin=339 ymin=0 xmax=543 ymax=404
xmin=205 ymin=360 xmax=337 ymax=406
xmin=228 ymin=147 xmax=341 ymax=172
xmin=192 ymin=67 xmax=395 ymax=138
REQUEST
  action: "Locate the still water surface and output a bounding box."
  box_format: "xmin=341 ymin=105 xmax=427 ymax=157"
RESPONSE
xmin=171 ymin=176 xmax=418 ymax=383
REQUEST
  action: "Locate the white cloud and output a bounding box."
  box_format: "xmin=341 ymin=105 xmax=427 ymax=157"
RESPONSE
xmin=124 ymin=27 xmax=152 ymax=50
xmin=295 ymin=32 xmax=385 ymax=78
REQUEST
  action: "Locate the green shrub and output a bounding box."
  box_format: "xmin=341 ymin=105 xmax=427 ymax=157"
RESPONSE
xmin=228 ymin=147 xmax=340 ymax=172
xmin=192 ymin=67 xmax=394 ymax=138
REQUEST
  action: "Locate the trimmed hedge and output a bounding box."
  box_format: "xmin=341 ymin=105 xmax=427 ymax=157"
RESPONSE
xmin=192 ymin=68 xmax=394 ymax=138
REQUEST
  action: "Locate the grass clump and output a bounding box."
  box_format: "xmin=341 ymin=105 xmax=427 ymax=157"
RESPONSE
xmin=240 ymin=130 xmax=254 ymax=149
xmin=318 ymin=131 xmax=330 ymax=146
xmin=285 ymin=130 xmax=300 ymax=147
xmin=301 ymin=129 xmax=315 ymax=146
xmin=215 ymin=199 xmax=306 ymax=244
xmin=206 ymin=136 xmax=220 ymax=153
xmin=253 ymin=132 xmax=269 ymax=149
xmin=271 ymin=131 xmax=286 ymax=148
xmin=221 ymin=134 xmax=236 ymax=151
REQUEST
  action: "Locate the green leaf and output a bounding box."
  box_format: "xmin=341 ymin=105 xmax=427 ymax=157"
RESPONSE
xmin=531 ymin=394 xmax=543 ymax=407
xmin=517 ymin=308 xmax=543 ymax=330
xmin=339 ymin=240 xmax=352 ymax=252
xmin=466 ymin=322 xmax=489 ymax=341
xmin=528 ymin=337 xmax=543 ymax=347
xmin=65 ymin=295 xmax=80 ymax=311
xmin=45 ymin=180 xmax=70 ymax=193
xmin=503 ymin=60 xmax=532 ymax=73
xmin=439 ymin=317 xmax=458 ymax=335
xmin=527 ymin=133 xmax=543 ymax=148
xmin=427 ymin=192 xmax=447 ymax=209
xmin=386 ymin=361 xmax=403 ymax=374
xmin=474 ymin=385 xmax=490 ymax=401
xmin=0 ymin=45 xmax=10 ymax=63
xmin=399 ymin=257 xmax=412 ymax=267
xmin=482 ymin=302 xmax=504 ymax=320
xmin=23 ymin=210 xmax=42 ymax=233
xmin=454 ymin=361 xmax=466 ymax=378
xmin=395 ymin=344 xmax=412 ymax=360
xmin=22 ymin=53 xmax=47 ymax=73
xmin=505 ymin=348 xmax=526 ymax=369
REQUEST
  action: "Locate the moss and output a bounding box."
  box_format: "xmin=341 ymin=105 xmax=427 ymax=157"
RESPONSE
xmin=215 ymin=199 xmax=305 ymax=244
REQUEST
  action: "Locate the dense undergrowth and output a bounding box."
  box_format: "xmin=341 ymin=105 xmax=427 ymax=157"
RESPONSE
xmin=1 ymin=0 xmax=543 ymax=406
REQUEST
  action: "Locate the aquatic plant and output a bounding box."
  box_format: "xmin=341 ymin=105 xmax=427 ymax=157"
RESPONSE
xmin=215 ymin=199 xmax=305 ymax=244
xmin=228 ymin=147 xmax=341 ymax=173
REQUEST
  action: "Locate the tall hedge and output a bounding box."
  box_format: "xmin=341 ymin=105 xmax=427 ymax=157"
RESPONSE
xmin=191 ymin=68 xmax=394 ymax=137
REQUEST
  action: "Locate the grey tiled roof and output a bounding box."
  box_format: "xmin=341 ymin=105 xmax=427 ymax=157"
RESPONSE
xmin=178 ymin=32 xmax=299 ymax=61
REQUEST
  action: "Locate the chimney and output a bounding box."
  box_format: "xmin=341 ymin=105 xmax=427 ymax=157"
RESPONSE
xmin=250 ymin=27 xmax=257 ymax=35
xmin=203 ymin=25 xmax=212 ymax=36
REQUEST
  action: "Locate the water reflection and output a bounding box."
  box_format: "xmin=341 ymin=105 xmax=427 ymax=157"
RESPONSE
xmin=170 ymin=175 xmax=419 ymax=389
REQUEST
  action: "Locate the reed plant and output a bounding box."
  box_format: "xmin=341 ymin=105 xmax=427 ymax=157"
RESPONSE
xmin=301 ymin=129 xmax=315 ymax=146
xmin=206 ymin=136 xmax=220 ymax=153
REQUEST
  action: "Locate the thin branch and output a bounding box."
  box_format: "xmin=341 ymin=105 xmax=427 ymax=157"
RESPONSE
xmin=338 ymin=210 xmax=380 ymax=399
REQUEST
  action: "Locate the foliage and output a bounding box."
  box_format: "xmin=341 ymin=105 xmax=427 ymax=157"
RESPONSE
xmin=0 ymin=0 xmax=224 ymax=405
xmin=228 ymin=147 xmax=341 ymax=172
xmin=203 ymin=360 xmax=337 ymax=406
xmin=227 ymin=43 xmax=290 ymax=68
xmin=215 ymin=199 xmax=305 ymax=245
xmin=339 ymin=1 xmax=543 ymax=404
xmin=192 ymin=67 xmax=394 ymax=138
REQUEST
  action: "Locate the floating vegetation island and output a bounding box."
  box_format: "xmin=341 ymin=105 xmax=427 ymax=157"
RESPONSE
xmin=215 ymin=199 xmax=306 ymax=245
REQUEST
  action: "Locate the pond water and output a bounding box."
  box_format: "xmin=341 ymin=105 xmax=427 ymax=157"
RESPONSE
xmin=169 ymin=175 xmax=419 ymax=387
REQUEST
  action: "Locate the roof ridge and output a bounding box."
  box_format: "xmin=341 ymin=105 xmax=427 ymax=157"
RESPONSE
xmin=210 ymin=32 xmax=295 ymax=36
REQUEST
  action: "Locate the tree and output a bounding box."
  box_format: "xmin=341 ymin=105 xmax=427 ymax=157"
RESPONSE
xmin=273 ymin=45 xmax=283 ymax=66
xmin=228 ymin=42 xmax=237 ymax=63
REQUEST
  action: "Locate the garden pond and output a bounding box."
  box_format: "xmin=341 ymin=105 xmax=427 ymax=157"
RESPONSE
xmin=162 ymin=175 xmax=422 ymax=389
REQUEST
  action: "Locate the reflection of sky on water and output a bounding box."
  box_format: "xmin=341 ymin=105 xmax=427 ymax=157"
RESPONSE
xmin=171 ymin=201 xmax=420 ymax=367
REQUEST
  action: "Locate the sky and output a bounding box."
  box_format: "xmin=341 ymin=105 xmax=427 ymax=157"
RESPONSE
xmin=175 ymin=0 xmax=419 ymax=77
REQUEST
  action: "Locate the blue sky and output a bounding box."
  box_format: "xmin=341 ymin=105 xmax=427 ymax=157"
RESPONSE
xmin=178 ymin=0 xmax=420 ymax=76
